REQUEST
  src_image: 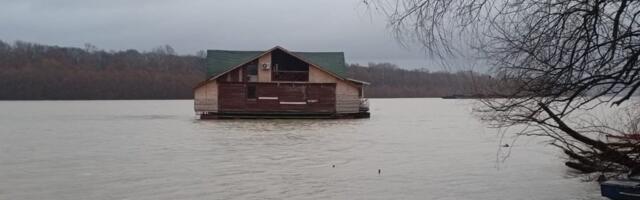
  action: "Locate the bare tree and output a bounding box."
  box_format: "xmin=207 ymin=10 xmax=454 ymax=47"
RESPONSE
xmin=366 ymin=0 xmax=640 ymax=175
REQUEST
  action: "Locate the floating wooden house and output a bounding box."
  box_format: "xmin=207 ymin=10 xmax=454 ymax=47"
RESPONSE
xmin=194 ymin=46 xmax=370 ymax=119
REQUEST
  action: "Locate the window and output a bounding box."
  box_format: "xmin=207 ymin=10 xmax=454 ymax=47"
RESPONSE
xmin=246 ymin=61 xmax=258 ymax=82
xmin=247 ymin=62 xmax=258 ymax=76
xmin=247 ymin=85 xmax=257 ymax=99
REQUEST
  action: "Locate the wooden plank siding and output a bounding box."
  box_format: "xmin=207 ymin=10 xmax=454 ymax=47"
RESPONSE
xmin=194 ymin=81 xmax=219 ymax=112
xmin=258 ymin=53 xmax=272 ymax=82
xmin=336 ymin=81 xmax=360 ymax=113
xmin=309 ymin=66 xmax=361 ymax=113
xmin=218 ymin=83 xmax=247 ymax=110
xmin=218 ymin=82 xmax=336 ymax=113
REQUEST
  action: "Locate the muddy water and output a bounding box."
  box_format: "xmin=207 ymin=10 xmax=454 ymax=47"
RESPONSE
xmin=0 ymin=99 xmax=602 ymax=199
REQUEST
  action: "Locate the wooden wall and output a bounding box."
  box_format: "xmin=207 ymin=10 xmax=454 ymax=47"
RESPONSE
xmin=336 ymin=82 xmax=360 ymax=113
xmin=194 ymin=80 xmax=218 ymax=112
xmin=308 ymin=66 xmax=361 ymax=113
xmin=258 ymin=53 xmax=272 ymax=82
xmin=218 ymin=82 xmax=335 ymax=113
xmin=308 ymin=65 xmax=336 ymax=83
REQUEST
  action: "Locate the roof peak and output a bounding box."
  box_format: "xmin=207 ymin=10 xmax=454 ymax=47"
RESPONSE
xmin=205 ymin=46 xmax=347 ymax=79
xmin=207 ymin=46 xmax=344 ymax=54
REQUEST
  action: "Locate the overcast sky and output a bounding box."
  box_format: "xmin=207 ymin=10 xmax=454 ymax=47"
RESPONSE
xmin=0 ymin=0 xmax=478 ymax=70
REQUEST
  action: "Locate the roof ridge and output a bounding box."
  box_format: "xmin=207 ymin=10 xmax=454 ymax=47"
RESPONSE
xmin=207 ymin=49 xmax=344 ymax=54
xmin=292 ymin=51 xmax=344 ymax=53
xmin=207 ymin=49 xmax=264 ymax=52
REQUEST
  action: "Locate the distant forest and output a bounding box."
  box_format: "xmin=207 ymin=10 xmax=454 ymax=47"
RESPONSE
xmin=0 ymin=40 xmax=499 ymax=100
xmin=347 ymin=63 xmax=497 ymax=98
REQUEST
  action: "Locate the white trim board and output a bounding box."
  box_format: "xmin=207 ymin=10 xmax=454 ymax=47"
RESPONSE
xmin=279 ymin=101 xmax=307 ymax=105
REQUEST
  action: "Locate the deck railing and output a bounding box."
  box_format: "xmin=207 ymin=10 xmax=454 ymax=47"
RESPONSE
xmin=359 ymin=98 xmax=369 ymax=112
xmin=273 ymin=70 xmax=308 ymax=82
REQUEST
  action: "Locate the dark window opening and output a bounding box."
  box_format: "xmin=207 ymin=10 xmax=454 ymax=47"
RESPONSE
xmin=247 ymin=85 xmax=257 ymax=99
xmin=245 ymin=60 xmax=258 ymax=82
xmin=271 ymin=49 xmax=309 ymax=81
xmin=247 ymin=60 xmax=258 ymax=76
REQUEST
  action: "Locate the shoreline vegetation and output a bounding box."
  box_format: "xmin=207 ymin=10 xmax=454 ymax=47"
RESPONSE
xmin=0 ymin=40 xmax=501 ymax=100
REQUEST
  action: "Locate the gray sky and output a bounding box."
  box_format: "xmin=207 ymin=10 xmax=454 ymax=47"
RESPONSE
xmin=0 ymin=0 xmax=476 ymax=70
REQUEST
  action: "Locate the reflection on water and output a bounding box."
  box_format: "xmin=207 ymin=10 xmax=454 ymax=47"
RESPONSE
xmin=0 ymin=99 xmax=601 ymax=200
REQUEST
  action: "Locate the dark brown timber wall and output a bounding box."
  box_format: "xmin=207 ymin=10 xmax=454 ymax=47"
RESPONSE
xmin=218 ymin=82 xmax=336 ymax=113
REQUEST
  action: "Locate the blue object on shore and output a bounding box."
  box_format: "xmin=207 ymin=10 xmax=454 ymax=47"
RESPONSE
xmin=601 ymin=178 xmax=640 ymax=200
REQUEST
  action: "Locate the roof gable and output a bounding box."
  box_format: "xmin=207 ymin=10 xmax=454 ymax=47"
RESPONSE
xmin=205 ymin=46 xmax=347 ymax=79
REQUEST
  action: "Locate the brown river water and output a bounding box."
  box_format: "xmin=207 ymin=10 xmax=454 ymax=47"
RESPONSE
xmin=0 ymin=99 xmax=603 ymax=199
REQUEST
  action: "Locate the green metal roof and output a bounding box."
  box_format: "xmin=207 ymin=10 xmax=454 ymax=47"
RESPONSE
xmin=206 ymin=50 xmax=264 ymax=77
xmin=206 ymin=47 xmax=347 ymax=78
xmin=291 ymin=51 xmax=347 ymax=77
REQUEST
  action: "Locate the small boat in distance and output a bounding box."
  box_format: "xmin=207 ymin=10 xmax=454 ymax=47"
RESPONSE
xmin=601 ymin=170 xmax=640 ymax=200
xmin=601 ymin=179 xmax=640 ymax=200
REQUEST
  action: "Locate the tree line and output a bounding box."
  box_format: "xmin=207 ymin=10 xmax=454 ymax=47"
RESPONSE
xmin=0 ymin=40 xmax=500 ymax=100
xmin=348 ymin=63 xmax=501 ymax=98
xmin=0 ymin=40 xmax=206 ymax=100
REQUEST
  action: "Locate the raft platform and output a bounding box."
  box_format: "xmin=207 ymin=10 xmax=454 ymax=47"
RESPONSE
xmin=199 ymin=112 xmax=370 ymax=119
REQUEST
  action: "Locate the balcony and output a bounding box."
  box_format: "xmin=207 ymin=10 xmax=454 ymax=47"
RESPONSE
xmin=273 ymin=70 xmax=308 ymax=82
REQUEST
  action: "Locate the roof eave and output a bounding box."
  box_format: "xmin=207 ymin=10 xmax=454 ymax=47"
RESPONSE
xmin=346 ymin=78 xmax=371 ymax=85
xmin=193 ymin=79 xmax=215 ymax=90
